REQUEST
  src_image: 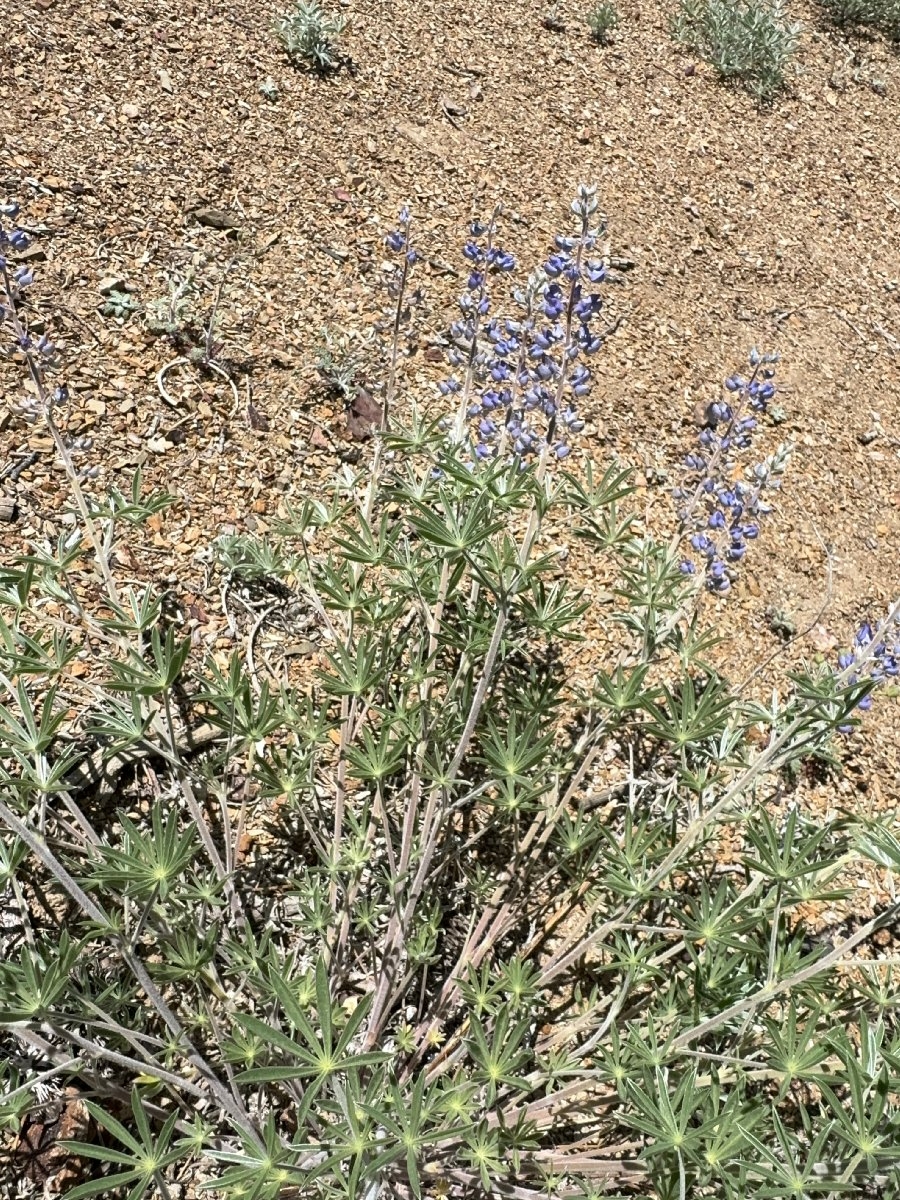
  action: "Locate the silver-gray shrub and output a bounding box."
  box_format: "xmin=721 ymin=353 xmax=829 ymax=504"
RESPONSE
xmin=587 ymin=0 xmax=620 ymax=44
xmin=316 ymin=326 xmax=374 ymax=399
xmin=672 ymin=0 xmax=802 ymax=101
xmin=822 ymin=0 xmax=900 ymax=39
xmin=1 ymin=191 xmax=900 ymax=1199
xmin=275 ymin=0 xmax=349 ymax=71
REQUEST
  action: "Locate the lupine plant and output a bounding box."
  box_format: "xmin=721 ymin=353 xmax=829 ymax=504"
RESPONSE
xmin=671 ymin=0 xmax=801 ymax=101
xmin=2 ymin=190 xmax=900 ymax=1199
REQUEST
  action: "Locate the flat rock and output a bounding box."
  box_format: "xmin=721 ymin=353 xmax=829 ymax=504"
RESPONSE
xmin=193 ymin=207 xmax=240 ymax=230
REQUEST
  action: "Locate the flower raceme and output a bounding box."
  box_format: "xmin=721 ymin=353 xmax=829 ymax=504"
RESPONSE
xmin=384 ymin=185 xmax=606 ymax=467
xmin=675 ymin=350 xmax=789 ymax=593
xmin=836 ymin=614 xmax=900 ymax=732
xmin=1 ymin=203 xmax=57 ymax=361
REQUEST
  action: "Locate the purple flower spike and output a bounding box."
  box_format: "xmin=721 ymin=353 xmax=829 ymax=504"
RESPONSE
xmin=679 ymin=352 xmax=781 ymax=588
xmin=440 ymin=192 xmax=606 ymax=469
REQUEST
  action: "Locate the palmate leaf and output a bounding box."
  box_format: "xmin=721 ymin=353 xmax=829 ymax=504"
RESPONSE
xmin=88 ymin=803 xmax=198 ymax=901
xmin=332 ymin=511 xmax=401 ymax=567
xmin=83 ymin=690 xmax=154 ymax=752
xmin=0 ymin=680 xmax=69 ymax=756
xmin=0 ymin=933 xmax=81 ymax=1021
xmin=739 ymin=1114 xmax=853 ymax=1196
xmin=476 ymin=711 xmax=558 ymax=785
xmin=291 ymin=1112 xmax=377 ymax=1200
xmin=346 ymin=721 xmax=407 ymax=782
xmin=319 ymin=632 xmax=386 ymax=698
xmin=0 ymin=562 xmax=35 ymax=610
xmin=516 ymin=577 xmax=589 ymax=640
xmin=820 ymin=1013 xmax=900 ymax=1168
xmin=98 ymin=584 xmax=162 ymax=635
xmin=61 ymin=1092 xmax=182 ymax=1199
xmin=742 ymin=806 xmax=848 ymax=888
xmin=106 ymin=626 xmax=191 ymax=697
xmin=360 ymin=1072 xmax=466 ymax=1198
xmin=203 ymin=1115 xmax=304 ymax=1199
xmin=691 ymin=1080 xmax=761 ymax=1177
xmin=624 ymin=1068 xmax=706 ymax=1162
xmin=643 ymin=672 xmax=733 ymax=749
xmin=406 ymin=489 xmax=504 ymax=555
xmin=559 ymin=456 xmax=633 ymax=513
xmin=314 ymin=557 xmax=372 ymax=615
xmin=465 ymin=1009 xmax=533 ymax=1103
xmin=566 ymin=458 xmax=638 ymax=552
xmin=593 ymin=661 xmax=657 ymax=716
xmin=99 ymin=466 xmax=174 ymax=524
xmin=858 ymin=821 xmax=900 ymax=872
xmin=0 ymin=622 xmax=79 ymax=676
xmin=233 ymin=965 xmax=391 ymax=1086
xmin=230 ymin=1012 xmax=316 ymax=1079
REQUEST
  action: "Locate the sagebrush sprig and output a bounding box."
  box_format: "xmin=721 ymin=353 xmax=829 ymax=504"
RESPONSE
xmin=275 ymin=0 xmax=349 ymax=70
xmin=671 ymin=0 xmax=801 ymax=101
xmin=587 ymin=0 xmax=620 ymax=43
xmin=822 ymin=0 xmax=900 ymax=39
